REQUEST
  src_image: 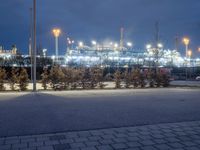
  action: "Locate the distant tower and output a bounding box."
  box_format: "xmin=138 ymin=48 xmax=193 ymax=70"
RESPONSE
xmin=155 ymin=21 xmax=160 ymax=46
xmin=175 ymin=36 xmax=179 ymax=51
xmin=120 ymin=27 xmax=124 ymax=50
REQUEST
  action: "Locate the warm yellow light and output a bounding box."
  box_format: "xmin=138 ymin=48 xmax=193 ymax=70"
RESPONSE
xmin=198 ymin=47 xmax=200 ymax=52
xmin=187 ymin=49 xmax=192 ymax=57
xmin=183 ymin=37 xmax=190 ymax=45
xmin=52 ymin=28 xmax=61 ymax=37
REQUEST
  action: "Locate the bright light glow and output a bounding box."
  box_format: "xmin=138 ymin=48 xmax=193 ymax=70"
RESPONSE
xmin=198 ymin=47 xmax=200 ymax=52
xmin=52 ymin=28 xmax=61 ymax=37
xmin=183 ymin=37 xmax=190 ymax=45
xmin=114 ymin=43 xmax=118 ymax=48
xmin=187 ymin=50 xmax=192 ymax=57
xmin=91 ymin=41 xmax=97 ymax=45
xmin=79 ymin=42 xmax=83 ymax=47
xmin=51 ymin=55 xmax=55 ymax=60
xmin=127 ymin=42 xmax=132 ymax=47
xmin=157 ymin=43 xmax=163 ymax=48
xmin=146 ymin=44 xmax=152 ymax=49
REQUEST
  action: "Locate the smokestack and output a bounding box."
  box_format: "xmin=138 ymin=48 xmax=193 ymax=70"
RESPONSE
xmin=120 ymin=27 xmax=124 ymax=50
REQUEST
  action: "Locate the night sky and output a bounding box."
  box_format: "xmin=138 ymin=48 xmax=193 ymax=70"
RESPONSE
xmin=0 ymin=0 xmax=200 ymax=56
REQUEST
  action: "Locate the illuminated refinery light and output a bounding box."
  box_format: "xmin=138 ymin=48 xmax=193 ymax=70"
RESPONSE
xmin=157 ymin=43 xmax=163 ymax=48
xmin=52 ymin=28 xmax=61 ymax=37
xmin=127 ymin=42 xmax=132 ymax=47
xmin=187 ymin=49 xmax=192 ymax=57
xmin=79 ymin=42 xmax=84 ymax=47
xmin=114 ymin=43 xmax=118 ymax=48
xmin=51 ymin=55 xmax=55 ymax=60
xmin=146 ymin=44 xmax=152 ymax=49
xmin=91 ymin=40 xmax=97 ymax=45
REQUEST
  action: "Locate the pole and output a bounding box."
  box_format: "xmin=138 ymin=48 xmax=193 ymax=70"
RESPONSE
xmin=29 ymin=8 xmax=33 ymax=82
xmin=33 ymin=0 xmax=36 ymax=91
xmin=55 ymin=36 xmax=58 ymax=63
xmin=185 ymin=44 xmax=188 ymax=58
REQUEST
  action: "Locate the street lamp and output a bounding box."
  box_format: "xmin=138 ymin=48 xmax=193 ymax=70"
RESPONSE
xmin=52 ymin=28 xmax=61 ymax=63
xmin=183 ymin=37 xmax=190 ymax=58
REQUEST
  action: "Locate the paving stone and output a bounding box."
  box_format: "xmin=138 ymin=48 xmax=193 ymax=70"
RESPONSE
xmin=101 ymin=134 xmax=115 ymax=139
xmin=139 ymin=135 xmax=153 ymax=140
xmin=21 ymin=137 xmax=35 ymax=143
xmin=151 ymin=134 xmax=165 ymax=139
xmin=139 ymin=140 xmax=155 ymax=146
xmin=113 ymin=137 xmax=127 ymax=143
xmin=12 ymin=143 xmax=27 ymax=149
xmin=96 ymin=145 xmax=113 ymax=150
xmin=154 ymin=144 xmax=172 ymax=150
xmin=84 ymin=141 xmax=100 ymax=146
xmin=0 ymin=144 xmax=11 ymax=150
xmin=44 ymin=140 xmax=60 ymax=146
xmin=177 ymin=136 xmax=192 ymax=141
xmin=37 ymin=145 xmax=54 ymax=150
xmin=21 ymin=148 xmax=37 ymax=150
xmin=168 ymin=142 xmax=185 ymax=148
xmin=53 ymin=143 xmax=71 ymax=150
xmin=74 ymin=137 xmax=88 ymax=142
xmin=153 ymin=139 xmax=168 ymax=144
xmin=78 ymin=131 xmax=91 ymax=137
xmin=88 ymin=136 xmax=101 ymax=141
xmin=184 ymin=147 xmax=200 ymax=150
xmin=165 ymin=137 xmax=180 ymax=142
xmin=99 ymin=139 xmax=114 ymax=144
xmin=29 ymin=141 xmax=44 ymax=147
xmin=49 ymin=135 xmax=66 ymax=141
xmin=114 ymin=133 xmax=127 ymax=138
xmin=126 ymin=141 xmax=141 ymax=147
xmin=60 ymin=139 xmax=74 ymax=144
xmin=140 ymin=146 xmax=158 ymax=150
xmin=182 ymin=141 xmax=198 ymax=146
xmin=81 ymin=147 xmax=97 ymax=150
xmin=5 ymin=138 xmax=20 ymax=144
xmin=90 ymin=131 xmax=104 ymax=136
xmin=70 ymin=142 xmax=85 ymax=148
xmin=127 ymin=136 xmax=140 ymax=142
xmin=111 ymin=143 xmax=128 ymax=149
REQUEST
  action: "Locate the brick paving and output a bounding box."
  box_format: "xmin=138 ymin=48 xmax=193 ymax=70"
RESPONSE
xmin=1 ymin=121 xmax=200 ymax=150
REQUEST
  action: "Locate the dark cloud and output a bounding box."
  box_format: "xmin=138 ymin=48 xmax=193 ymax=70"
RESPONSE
xmin=0 ymin=0 xmax=200 ymax=56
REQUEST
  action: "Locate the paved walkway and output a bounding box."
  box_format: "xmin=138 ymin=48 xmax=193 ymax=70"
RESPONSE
xmin=1 ymin=121 xmax=200 ymax=150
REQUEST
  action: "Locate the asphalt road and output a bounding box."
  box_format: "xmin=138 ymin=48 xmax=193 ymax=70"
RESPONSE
xmin=0 ymin=88 xmax=200 ymax=137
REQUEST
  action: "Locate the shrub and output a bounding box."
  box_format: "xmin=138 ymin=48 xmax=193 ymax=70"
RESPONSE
xmin=18 ymin=68 xmax=29 ymax=91
xmin=0 ymin=68 xmax=7 ymax=91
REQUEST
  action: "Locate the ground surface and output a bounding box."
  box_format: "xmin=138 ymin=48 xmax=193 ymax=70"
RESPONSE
xmin=1 ymin=121 xmax=200 ymax=150
xmin=0 ymin=88 xmax=200 ymax=138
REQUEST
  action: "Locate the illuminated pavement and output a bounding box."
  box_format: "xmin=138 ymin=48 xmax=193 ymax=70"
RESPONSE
xmin=0 ymin=88 xmax=200 ymax=138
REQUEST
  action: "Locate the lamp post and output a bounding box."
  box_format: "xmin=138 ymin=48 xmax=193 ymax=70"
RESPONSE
xmin=33 ymin=0 xmax=36 ymax=92
xmin=52 ymin=28 xmax=61 ymax=63
xmin=183 ymin=37 xmax=190 ymax=58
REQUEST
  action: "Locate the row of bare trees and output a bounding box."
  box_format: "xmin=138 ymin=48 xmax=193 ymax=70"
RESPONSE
xmin=0 ymin=67 xmax=29 ymax=91
xmin=41 ymin=66 xmax=105 ymax=90
xmin=41 ymin=66 xmax=170 ymax=90
xmin=0 ymin=66 xmax=170 ymax=91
